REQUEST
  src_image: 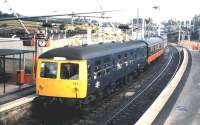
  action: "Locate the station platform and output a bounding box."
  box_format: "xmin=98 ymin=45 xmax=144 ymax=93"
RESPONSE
xmin=0 ymin=83 xmax=32 ymax=96
xmin=162 ymin=51 xmax=200 ymax=125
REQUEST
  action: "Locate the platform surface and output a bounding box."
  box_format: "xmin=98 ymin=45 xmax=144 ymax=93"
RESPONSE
xmin=164 ymin=51 xmax=200 ymax=125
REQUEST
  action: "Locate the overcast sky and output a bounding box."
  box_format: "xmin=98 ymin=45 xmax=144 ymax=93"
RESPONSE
xmin=0 ymin=0 xmax=199 ymax=22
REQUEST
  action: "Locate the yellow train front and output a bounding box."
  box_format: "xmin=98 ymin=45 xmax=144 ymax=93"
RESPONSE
xmin=36 ymin=58 xmax=88 ymax=100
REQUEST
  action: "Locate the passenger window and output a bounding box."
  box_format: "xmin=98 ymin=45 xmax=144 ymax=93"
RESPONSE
xmin=124 ymin=53 xmax=128 ymax=58
xmin=134 ymin=54 xmax=137 ymax=60
xmin=94 ymin=60 xmax=101 ymax=71
xmin=130 ymin=52 xmax=133 ymax=55
xmin=104 ymin=57 xmax=110 ymax=63
xmin=40 ymin=62 xmax=57 ymax=79
xmin=60 ymin=63 xmax=79 ymax=80
xmin=106 ymin=68 xmax=110 ymax=74
xmin=95 ymin=60 xmax=101 ymax=66
xmin=97 ymin=72 xmax=101 ymax=77
xmin=113 ymin=59 xmax=116 ymax=65
xmin=118 ymin=55 xmax=121 ymax=60
xmin=101 ymin=70 xmax=105 ymax=76
xmin=150 ymin=47 xmax=153 ymax=52
xmin=88 ymin=65 xmax=92 ymax=80
xmin=104 ymin=57 xmax=111 ymax=67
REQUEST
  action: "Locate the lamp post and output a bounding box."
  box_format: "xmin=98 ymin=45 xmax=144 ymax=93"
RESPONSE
xmin=153 ymin=5 xmax=160 ymax=36
xmin=178 ymin=22 xmax=181 ymax=42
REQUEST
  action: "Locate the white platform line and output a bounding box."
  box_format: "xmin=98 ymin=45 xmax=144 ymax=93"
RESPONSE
xmin=135 ymin=48 xmax=188 ymax=125
xmin=0 ymin=94 xmax=36 ymax=113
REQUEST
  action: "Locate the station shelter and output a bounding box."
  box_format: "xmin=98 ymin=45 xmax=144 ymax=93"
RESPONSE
xmin=0 ymin=49 xmax=35 ymax=95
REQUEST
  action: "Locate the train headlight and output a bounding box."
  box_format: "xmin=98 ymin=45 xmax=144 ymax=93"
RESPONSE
xmin=39 ymin=84 xmax=44 ymax=89
xmin=73 ymin=87 xmax=79 ymax=92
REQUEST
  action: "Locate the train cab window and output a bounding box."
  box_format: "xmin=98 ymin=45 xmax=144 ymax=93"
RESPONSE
xmin=60 ymin=63 xmax=79 ymax=80
xmin=40 ymin=62 xmax=57 ymax=79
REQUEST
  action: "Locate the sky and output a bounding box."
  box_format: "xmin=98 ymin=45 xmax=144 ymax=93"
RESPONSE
xmin=0 ymin=0 xmax=200 ymax=23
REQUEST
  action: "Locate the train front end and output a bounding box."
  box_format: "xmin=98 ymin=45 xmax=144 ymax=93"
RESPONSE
xmin=36 ymin=58 xmax=87 ymax=99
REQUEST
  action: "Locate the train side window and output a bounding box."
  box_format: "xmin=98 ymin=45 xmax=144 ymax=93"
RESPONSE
xmin=118 ymin=55 xmax=122 ymax=64
xmin=60 ymin=63 xmax=79 ymax=80
xmin=131 ymin=52 xmax=135 ymax=60
xmin=152 ymin=46 xmax=155 ymax=52
xmin=118 ymin=55 xmax=121 ymax=60
xmin=40 ymin=62 xmax=57 ymax=79
xmin=130 ymin=51 xmax=133 ymax=56
xmin=94 ymin=60 xmax=101 ymax=71
xmin=88 ymin=65 xmax=92 ymax=80
xmin=106 ymin=68 xmax=110 ymax=74
xmin=124 ymin=53 xmax=128 ymax=58
xmin=104 ymin=57 xmax=110 ymax=63
xmin=104 ymin=57 xmax=111 ymax=67
xmin=113 ymin=59 xmax=116 ymax=65
xmin=101 ymin=70 xmax=105 ymax=76
xmin=150 ymin=47 xmax=153 ymax=53
xmin=95 ymin=60 xmax=101 ymax=66
xmin=134 ymin=53 xmax=137 ymax=60
xmin=97 ymin=72 xmax=101 ymax=78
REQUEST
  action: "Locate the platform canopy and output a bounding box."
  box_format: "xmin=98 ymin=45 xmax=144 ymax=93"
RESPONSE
xmin=0 ymin=49 xmax=35 ymax=94
xmin=0 ymin=49 xmax=34 ymax=56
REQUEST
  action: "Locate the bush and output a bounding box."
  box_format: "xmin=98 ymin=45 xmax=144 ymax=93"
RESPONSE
xmin=1 ymin=23 xmax=8 ymax=27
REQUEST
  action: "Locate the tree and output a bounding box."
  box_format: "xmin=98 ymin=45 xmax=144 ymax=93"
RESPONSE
xmin=59 ymin=24 xmax=66 ymax=30
xmin=1 ymin=23 xmax=8 ymax=27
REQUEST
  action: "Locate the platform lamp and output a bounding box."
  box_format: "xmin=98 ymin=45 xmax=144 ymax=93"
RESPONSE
xmin=34 ymin=33 xmax=48 ymax=78
xmin=34 ymin=33 xmax=43 ymax=78
xmin=34 ymin=35 xmax=38 ymax=79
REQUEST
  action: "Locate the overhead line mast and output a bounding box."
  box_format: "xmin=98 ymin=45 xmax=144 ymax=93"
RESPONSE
xmin=2 ymin=0 xmax=30 ymax=34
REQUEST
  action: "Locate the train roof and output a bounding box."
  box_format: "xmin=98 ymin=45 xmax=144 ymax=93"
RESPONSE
xmin=144 ymin=37 xmax=163 ymax=46
xmin=39 ymin=40 xmax=146 ymax=60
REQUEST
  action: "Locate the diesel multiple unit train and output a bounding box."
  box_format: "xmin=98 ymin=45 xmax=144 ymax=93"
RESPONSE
xmin=36 ymin=37 xmax=167 ymax=104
